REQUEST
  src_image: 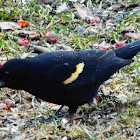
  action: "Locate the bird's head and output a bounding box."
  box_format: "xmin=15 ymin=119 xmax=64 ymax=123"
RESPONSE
xmin=0 ymin=59 xmax=26 ymax=89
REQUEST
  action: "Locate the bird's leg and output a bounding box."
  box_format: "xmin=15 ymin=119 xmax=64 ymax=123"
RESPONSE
xmin=54 ymin=105 xmax=64 ymax=116
xmin=56 ymin=105 xmax=72 ymax=117
xmin=62 ymin=106 xmax=83 ymax=124
xmin=45 ymin=105 xmax=69 ymax=122
xmin=27 ymin=105 xmax=69 ymax=124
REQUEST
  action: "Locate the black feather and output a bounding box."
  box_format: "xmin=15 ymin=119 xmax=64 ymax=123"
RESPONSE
xmin=0 ymin=40 xmax=140 ymax=114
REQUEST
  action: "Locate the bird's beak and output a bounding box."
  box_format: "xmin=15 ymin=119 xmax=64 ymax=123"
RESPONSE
xmin=0 ymin=81 xmax=5 ymax=88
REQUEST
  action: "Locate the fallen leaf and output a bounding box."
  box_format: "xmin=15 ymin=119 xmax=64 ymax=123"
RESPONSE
xmin=56 ymin=44 xmax=74 ymax=51
xmin=14 ymin=30 xmax=36 ymax=36
xmin=125 ymin=32 xmax=140 ymax=39
xmin=33 ymin=45 xmax=51 ymax=53
xmin=17 ymin=38 xmax=29 ymax=47
xmin=56 ymin=2 xmax=68 ymax=14
xmin=121 ymin=26 xmax=135 ymax=32
xmin=17 ymin=19 xmax=28 ymax=27
xmin=0 ymin=22 xmax=21 ymax=30
xmin=116 ymin=94 xmax=128 ymax=104
xmin=74 ymin=2 xmax=93 ymax=20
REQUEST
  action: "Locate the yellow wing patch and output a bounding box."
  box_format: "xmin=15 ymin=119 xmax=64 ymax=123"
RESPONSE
xmin=63 ymin=62 xmax=85 ymax=85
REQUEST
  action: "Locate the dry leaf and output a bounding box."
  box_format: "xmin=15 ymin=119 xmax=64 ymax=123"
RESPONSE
xmin=56 ymin=2 xmax=68 ymax=14
xmin=33 ymin=45 xmax=51 ymax=53
xmin=14 ymin=30 xmax=36 ymax=36
xmin=56 ymin=44 xmax=74 ymax=51
xmin=121 ymin=26 xmax=135 ymax=32
xmin=0 ymin=22 xmax=21 ymax=30
xmin=17 ymin=19 xmax=28 ymax=27
xmin=126 ymin=32 xmax=140 ymax=39
xmin=74 ymin=2 xmax=93 ymax=20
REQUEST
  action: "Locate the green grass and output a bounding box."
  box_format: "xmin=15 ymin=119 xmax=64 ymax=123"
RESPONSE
xmin=0 ymin=0 xmax=140 ymax=139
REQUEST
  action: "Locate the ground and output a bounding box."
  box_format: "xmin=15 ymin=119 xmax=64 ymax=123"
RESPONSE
xmin=0 ymin=0 xmax=140 ymax=139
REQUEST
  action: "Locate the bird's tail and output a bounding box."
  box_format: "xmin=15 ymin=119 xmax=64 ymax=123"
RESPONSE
xmin=114 ymin=39 xmax=140 ymax=59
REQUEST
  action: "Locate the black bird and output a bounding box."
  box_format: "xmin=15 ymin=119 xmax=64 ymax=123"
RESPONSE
xmin=0 ymin=40 xmax=140 ymax=118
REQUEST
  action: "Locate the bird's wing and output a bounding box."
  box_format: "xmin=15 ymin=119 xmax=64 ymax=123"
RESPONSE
xmin=47 ymin=49 xmax=132 ymax=89
xmin=45 ymin=50 xmax=102 ymax=87
xmin=47 ymin=63 xmax=77 ymax=83
xmin=62 ymin=50 xmax=132 ymax=88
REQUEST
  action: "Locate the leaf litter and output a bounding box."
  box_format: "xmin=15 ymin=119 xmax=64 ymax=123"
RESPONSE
xmin=0 ymin=0 xmax=140 ymax=139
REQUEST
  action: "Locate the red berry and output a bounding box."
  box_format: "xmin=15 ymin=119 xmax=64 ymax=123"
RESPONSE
xmin=115 ymin=41 xmax=126 ymax=48
xmin=0 ymin=103 xmax=8 ymax=110
xmin=99 ymin=46 xmax=110 ymax=50
xmin=5 ymin=99 xmax=15 ymax=107
xmin=17 ymin=38 xmax=29 ymax=47
xmin=90 ymin=17 xmax=100 ymax=23
xmin=94 ymin=97 xmax=99 ymax=102
xmin=124 ymin=33 xmax=129 ymax=38
xmin=45 ymin=31 xmax=58 ymax=43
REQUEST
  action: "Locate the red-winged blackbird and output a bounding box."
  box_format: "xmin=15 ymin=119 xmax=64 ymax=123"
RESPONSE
xmin=0 ymin=40 xmax=140 ymax=115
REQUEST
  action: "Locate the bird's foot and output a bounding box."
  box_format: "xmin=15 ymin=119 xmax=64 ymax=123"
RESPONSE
xmin=62 ymin=113 xmax=83 ymax=124
xmin=27 ymin=112 xmax=69 ymax=126
xmin=46 ymin=112 xmax=69 ymax=122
